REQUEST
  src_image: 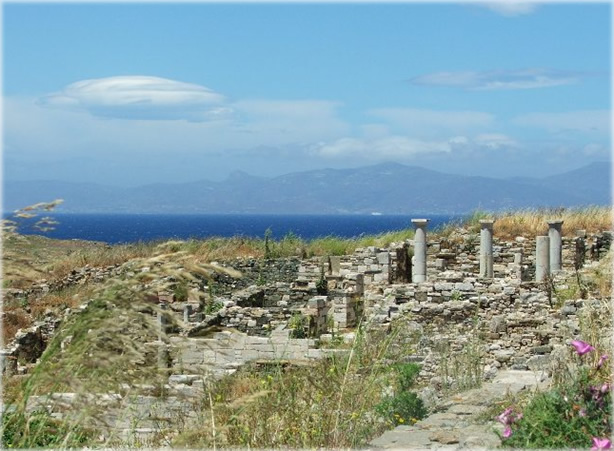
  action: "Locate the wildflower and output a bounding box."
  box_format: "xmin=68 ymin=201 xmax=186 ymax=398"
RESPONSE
xmin=579 ymin=408 xmax=587 ymax=417
xmin=571 ymin=340 xmax=595 ymax=356
xmin=502 ymin=426 xmax=513 ymax=439
xmin=601 ymin=383 xmax=610 ymax=393
xmin=597 ymin=354 xmax=608 ymax=369
xmin=591 ymin=437 xmax=612 ymax=450
xmin=497 ymin=407 xmax=513 ymax=425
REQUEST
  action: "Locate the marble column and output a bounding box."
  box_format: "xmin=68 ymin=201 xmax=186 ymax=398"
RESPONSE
xmin=479 ymin=219 xmax=495 ymax=278
xmin=411 ymin=219 xmax=429 ymax=283
xmin=536 ymin=236 xmax=550 ymax=282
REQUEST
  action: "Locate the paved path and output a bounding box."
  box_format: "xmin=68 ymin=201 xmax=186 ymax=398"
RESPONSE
xmin=368 ymin=370 xmax=549 ymax=450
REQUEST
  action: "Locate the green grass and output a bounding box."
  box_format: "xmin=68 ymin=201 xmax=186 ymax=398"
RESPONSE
xmin=501 ymin=366 xmax=611 ymax=448
xmin=172 ymin=315 xmax=425 ymax=449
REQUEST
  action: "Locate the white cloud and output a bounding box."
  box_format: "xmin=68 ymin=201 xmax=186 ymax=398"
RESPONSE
xmin=310 ymin=136 xmax=455 ymax=159
xmin=512 ymin=110 xmax=610 ymax=136
xmin=38 ymin=76 xmax=229 ymax=121
xmin=410 ymin=68 xmax=579 ymax=90
xmin=4 ymin=95 xmax=350 ymax=159
xmin=474 ymin=133 xmax=519 ymax=149
xmin=369 ymin=108 xmax=495 ymax=138
xmin=449 ymin=136 xmax=470 ymax=145
xmin=310 ymin=131 xmax=521 ymax=160
xmin=479 ymin=2 xmax=538 ymax=17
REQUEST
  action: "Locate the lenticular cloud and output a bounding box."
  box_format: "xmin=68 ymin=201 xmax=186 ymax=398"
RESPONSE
xmin=38 ymin=75 xmax=230 ymax=121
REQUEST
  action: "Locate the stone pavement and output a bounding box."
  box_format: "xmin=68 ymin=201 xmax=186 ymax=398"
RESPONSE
xmin=368 ymin=370 xmax=549 ymax=450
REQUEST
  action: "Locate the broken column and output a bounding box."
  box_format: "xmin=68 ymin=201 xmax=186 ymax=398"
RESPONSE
xmin=158 ymin=302 xmax=168 ymax=339
xmin=479 ymin=219 xmax=494 ymax=278
xmin=535 ymin=236 xmax=550 ymax=282
xmin=513 ymin=249 xmax=524 ymax=280
xmin=394 ymin=243 xmax=412 ymax=283
xmin=183 ymin=304 xmax=192 ymax=323
xmin=547 ymin=220 xmax=564 ymax=273
xmin=157 ymin=302 xmax=170 ymax=369
xmin=575 ymin=230 xmax=586 ymax=270
xmin=411 ymin=219 xmax=429 ymax=283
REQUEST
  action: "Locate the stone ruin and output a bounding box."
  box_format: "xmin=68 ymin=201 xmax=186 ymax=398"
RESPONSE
xmin=1 ymin=220 xmax=612 ymax=442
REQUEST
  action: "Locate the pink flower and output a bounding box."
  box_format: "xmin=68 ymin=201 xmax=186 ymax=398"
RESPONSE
xmin=579 ymin=408 xmax=587 ymax=417
xmin=600 ymin=383 xmax=610 ymax=393
xmin=497 ymin=408 xmax=513 ymax=425
xmin=502 ymin=426 xmax=513 ymax=439
xmin=591 ymin=437 xmax=611 ymax=450
xmin=597 ymin=354 xmax=608 ymax=369
xmin=571 ymin=340 xmax=595 ymax=356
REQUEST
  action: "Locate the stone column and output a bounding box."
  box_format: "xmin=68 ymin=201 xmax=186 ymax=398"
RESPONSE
xmin=547 ymin=220 xmax=564 ymax=273
xmin=513 ymin=249 xmax=523 ymax=280
xmin=479 ymin=219 xmax=495 ymax=278
xmin=411 ymin=219 xmax=429 ymax=283
xmin=158 ymin=302 xmax=168 ymax=339
xmin=535 ymin=236 xmax=550 ymax=282
xmin=575 ymin=230 xmax=586 ymax=270
xmin=183 ymin=304 xmax=192 ymax=323
xmin=394 ymin=243 xmax=412 ymax=283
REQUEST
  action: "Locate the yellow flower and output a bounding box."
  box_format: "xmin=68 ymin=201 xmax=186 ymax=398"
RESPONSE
xmin=399 ymin=418 xmax=405 ymax=423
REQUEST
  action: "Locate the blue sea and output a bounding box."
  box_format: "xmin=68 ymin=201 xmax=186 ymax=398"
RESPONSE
xmin=8 ymin=213 xmax=462 ymax=244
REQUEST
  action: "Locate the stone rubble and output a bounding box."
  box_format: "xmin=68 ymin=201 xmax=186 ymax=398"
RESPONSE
xmin=1 ymin=226 xmax=611 ymax=444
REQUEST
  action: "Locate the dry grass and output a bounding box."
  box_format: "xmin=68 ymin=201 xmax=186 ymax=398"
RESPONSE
xmin=172 ymin=316 xmax=423 ymax=449
xmin=462 ymin=206 xmax=612 ymax=239
xmin=2 ymin=233 xmax=108 ymax=288
xmin=2 ymin=309 xmax=31 ymax=345
xmin=2 ymin=246 xmax=244 ymax=448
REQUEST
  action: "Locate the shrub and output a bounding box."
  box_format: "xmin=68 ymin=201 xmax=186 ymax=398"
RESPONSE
xmin=500 ymin=340 xmax=611 ymax=448
xmin=376 ymin=391 xmax=426 ymax=426
xmin=375 ymin=363 xmax=426 ymax=426
xmin=288 ymin=313 xmax=309 ymax=338
xmin=173 ymin=281 xmax=189 ymax=302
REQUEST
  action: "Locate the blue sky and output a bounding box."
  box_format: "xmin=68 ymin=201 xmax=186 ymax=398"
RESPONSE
xmin=3 ymin=2 xmax=611 ymax=186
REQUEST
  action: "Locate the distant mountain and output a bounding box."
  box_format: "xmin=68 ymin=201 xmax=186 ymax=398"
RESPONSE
xmin=3 ymin=162 xmax=611 ymax=214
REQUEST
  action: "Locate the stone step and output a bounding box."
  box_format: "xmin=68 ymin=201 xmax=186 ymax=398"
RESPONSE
xmin=368 ymin=370 xmax=548 ymax=450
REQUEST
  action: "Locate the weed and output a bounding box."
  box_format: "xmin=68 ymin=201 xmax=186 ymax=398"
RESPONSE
xmin=288 ymin=313 xmax=309 ymax=338
xmin=376 ymin=363 xmax=426 ymax=426
xmin=173 ymin=280 xmax=189 ymax=302
xmin=500 ymin=342 xmax=611 ymax=448
xmin=435 ymin=308 xmax=483 ymax=393
xmin=171 ymin=315 xmax=423 ymax=448
xmin=2 ymin=409 xmax=92 ymax=448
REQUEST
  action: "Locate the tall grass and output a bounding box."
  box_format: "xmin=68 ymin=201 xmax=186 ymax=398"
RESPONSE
xmin=2 ymin=245 xmax=241 ymax=448
xmin=172 ymin=315 xmax=425 ymax=449
xmin=463 ymin=206 xmax=612 ymax=239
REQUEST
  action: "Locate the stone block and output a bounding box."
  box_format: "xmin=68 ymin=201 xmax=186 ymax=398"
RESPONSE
xmin=376 ymin=252 xmax=390 ymax=265
xmin=455 ymin=282 xmax=474 ymax=291
xmin=434 ymin=282 xmax=454 ymax=291
xmin=329 ymin=256 xmax=341 ymax=275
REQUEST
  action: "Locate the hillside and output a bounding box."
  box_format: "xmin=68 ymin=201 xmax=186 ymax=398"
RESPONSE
xmin=4 ymin=161 xmax=611 ymax=214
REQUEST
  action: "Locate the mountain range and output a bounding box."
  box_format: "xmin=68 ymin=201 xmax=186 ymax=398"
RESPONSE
xmin=3 ymin=161 xmax=611 ymax=214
